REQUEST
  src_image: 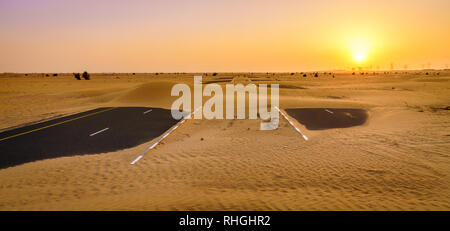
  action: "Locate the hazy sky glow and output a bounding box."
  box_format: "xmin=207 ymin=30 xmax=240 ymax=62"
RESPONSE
xmin=1 ymin=0 xmax=449 ymax=72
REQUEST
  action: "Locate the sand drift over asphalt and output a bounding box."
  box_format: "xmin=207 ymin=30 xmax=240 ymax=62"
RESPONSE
xmin=0 ymin=107 xmax=179 ymax=169
xmin=0 ymin=73 xmax=449 ymax=210
xmin=285 ymin=108 xmax=368 ymax=130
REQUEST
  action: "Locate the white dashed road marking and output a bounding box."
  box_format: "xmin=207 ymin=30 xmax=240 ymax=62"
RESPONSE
xmin=143 ymin=109 xmax=153 ymax=114
xmin=325 ymin=109 xmax=334 ymax=114
xmin=130 ymin=107 xmax=201 ymax=165
xmin=89 ymin=128 xmax=109 ymax=137
xmin=275 ymin=107 xmax=308 ymax=141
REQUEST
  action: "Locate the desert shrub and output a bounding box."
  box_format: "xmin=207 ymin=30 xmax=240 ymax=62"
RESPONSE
xmin=314 ymin=73 xmax=318 ymax=77
xmin=82 ymin=71 xmax=90 ymax=80
xmin=155 ymin=73 xmax=159 ymax=75
xmin=212 ymin=73 xmax=218 ymax=76
xmin=73 ymin=73 xmax=81 ymax=80
xmin=352 ymin=72 xmax=355 ymax=75
xmin=132 ymin=73 xmax=135 ymax=75
xmin=290 ymin=73 xmax=294 ymax=75
xmin=45 ymin=74 xmax=49 ymax=77
xmin=53 ymin=73 xmax=58 ymax=77
xmin=303 ymin=74 xmax=307 ymax=77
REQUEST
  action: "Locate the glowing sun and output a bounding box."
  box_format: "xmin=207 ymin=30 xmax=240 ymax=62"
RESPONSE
xmin=354 ymin=52 xmax=367 ymax=62
xmin=349 ymin=37 xmax=372 ymax=63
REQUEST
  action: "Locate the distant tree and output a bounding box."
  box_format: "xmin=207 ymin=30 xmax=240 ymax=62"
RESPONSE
xmin=82 ymin=71 xmax=90 ymax=80
xmin=73 ymin=73 xmax=81 ymax=80
xmin=132 ymin=73 xmax=136 ymax=75
xmin=303 ymin=74 xmax=307 ymax=77
xmin=155 ymin=73 xmax=159 ymax=75
xmin=212 ymin=73 xmax=218 ymax=76
xmin=290 ymin=73 xmax=295 ymax=75
xmin=53 ymin=73 xmax=58 ymax=77
xmin=45 ymin=74 xmax=49 ymax=77
xmin=314 ymin=73 xmax=318 ymax=78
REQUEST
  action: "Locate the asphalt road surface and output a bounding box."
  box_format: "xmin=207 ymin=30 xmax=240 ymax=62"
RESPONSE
xmin=0 ymin=107 xmax=180 ymax=169
xmin=285 ymin=108 xmax=368 ymax=130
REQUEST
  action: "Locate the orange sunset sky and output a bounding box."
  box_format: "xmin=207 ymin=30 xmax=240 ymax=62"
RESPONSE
xmin=0 ymin=0 xmax=449 ymax=72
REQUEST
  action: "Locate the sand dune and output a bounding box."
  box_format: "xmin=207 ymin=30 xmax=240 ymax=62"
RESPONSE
xmin=0 ymin=72 xmax=449 ymax=210
xmin=112 ymin=80 xmax=186 ymax=108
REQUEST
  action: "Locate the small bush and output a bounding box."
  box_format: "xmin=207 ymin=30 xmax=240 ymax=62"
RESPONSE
xmin=73 ymin=73 xmax=81 ymax=80
xmin=303 ymin=74 xmax=307 ymax=77
xmin=82 ymin=71 xmax=90 ymax=80
xmin=314 ymin=73 xmax=318 ymax=77
xmin=212 ymin=73 xmax=218 ymax=76
xmin=53 ymin=73 xmax=58 ymax=77
xmin=45 ymin=74 xmax=49 ymax=77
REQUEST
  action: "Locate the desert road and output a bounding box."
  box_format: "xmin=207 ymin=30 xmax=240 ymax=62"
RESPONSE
xmin=0 ymin=106 xmax=368 ymax=169
xmin=0 ymin=107 xmax=180 ymax=169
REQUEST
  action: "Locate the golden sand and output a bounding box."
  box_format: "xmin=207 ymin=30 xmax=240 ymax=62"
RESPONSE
xmin=0 ymin=72 xmax=449 ymax=210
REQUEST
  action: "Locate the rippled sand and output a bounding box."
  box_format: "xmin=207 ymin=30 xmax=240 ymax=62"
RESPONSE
xmin=0 ymin=72 xmax=449 ymax=210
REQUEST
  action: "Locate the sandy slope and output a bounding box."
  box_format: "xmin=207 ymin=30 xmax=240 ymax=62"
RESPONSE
xmin=0 ymin=72 xmax=449 ymax=210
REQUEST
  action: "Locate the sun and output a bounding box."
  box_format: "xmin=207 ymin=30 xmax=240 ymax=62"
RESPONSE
xmin=348 ymin=37 xmax=372 ymax=63
xmin=354 ymin=52 xmax=367 ymax=62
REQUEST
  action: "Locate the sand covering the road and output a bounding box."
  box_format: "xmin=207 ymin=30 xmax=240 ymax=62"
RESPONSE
xmin=0 ymin=72 xmax=449 ymax=210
